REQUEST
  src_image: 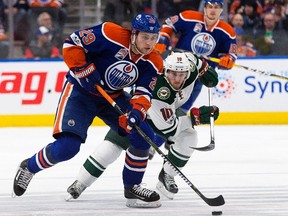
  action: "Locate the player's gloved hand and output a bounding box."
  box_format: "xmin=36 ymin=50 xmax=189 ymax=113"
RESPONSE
xmin=119 ymin=104 xmax=146 ymax=134
xmin=218 ymin=54 xmax=235 ymax=69
xmin=190 ymin=106 xmax=219 ymax=126
xmin=197 ymin=58 xmax=210 ymax=77
xmin=154 ymin=32 xmax=170 ymax=54
xmin=199 ymin=66 xmax=218 ymax=87
xmin=74 ymin=62 xmax=103 ymax=94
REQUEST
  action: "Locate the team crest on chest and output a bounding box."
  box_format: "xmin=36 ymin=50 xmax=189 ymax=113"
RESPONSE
xmin=157 ymin=87 xmax=171 ymax=100
xmin=191 ymin=32 xmax=216 ymax=56
xmin=105 ymin=61 xmax=138 ymax=90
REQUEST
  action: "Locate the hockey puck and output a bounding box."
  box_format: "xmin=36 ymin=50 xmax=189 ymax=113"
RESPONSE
xmin=212 ymin=211 xmax=222 ymax=215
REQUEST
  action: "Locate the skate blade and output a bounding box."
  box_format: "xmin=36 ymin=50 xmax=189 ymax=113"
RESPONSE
xmin=126 ymin=199 xmax=161 ymax=208
xmin=156 ymin=181 xmax=175 ymax=200
xmin=64 ymin=195 xmax=74 ymax=202
xmin=11 ymin=191 xmax=17 ymax=198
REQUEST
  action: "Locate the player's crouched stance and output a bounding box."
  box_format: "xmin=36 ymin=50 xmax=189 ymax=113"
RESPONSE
xmin=12 ymin=12 xmax=163 ymax=208
xmin=151 ymin=53 xmax=219 ymax=199
xmin=65 ymin=52 xmax=219 ymax=205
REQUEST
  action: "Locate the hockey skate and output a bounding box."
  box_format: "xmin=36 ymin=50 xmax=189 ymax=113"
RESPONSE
xmin=156 ymin=168 xmax=178 ymax=199
xmin=65 ymin=180 xmax=87 ymax=201
xmin=12 ymin=159 xmax=34 ymax=197
xmin=124 ymin=184 xmax=161 ymax=208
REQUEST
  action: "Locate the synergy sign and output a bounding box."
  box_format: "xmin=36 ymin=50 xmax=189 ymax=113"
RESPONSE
xmin=191 ymin=58 xmax=288 ymax=112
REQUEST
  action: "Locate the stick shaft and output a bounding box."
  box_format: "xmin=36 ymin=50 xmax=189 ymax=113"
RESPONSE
xmin=95 ymin=85 xmax=225 ymax=206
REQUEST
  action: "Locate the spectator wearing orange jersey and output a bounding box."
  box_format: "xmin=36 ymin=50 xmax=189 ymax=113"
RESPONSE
xmin=29 ymin=0 xmax=63 ymax=8
xmin=234 ymin=27 xmax=257 ymax=56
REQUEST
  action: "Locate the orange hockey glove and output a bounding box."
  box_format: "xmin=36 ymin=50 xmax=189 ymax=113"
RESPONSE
xmin=218 ymin=54 xmax=235 ymax=69
xmin=154 ymin=33 xmax=170 ymax=54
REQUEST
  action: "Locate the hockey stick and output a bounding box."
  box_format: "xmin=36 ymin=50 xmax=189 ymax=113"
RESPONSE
xmin=172 ymin=47 xmax=288 ymax=81
xmin=192 ymin=88 xmax=215 ymax=151
xmin=96 ymin=85 xmax=225 ymax=207
xmin=206 ymin=56 xmax=288 ymax=81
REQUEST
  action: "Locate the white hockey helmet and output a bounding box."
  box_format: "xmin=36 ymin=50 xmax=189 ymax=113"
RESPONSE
xmin=164 ymin=52 xmax=192 ymax=90
xmin=165 ymin=52 xmax=190 ymax=72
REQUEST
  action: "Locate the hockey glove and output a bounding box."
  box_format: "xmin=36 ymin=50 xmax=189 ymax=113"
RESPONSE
xmin=154 ymin=32 xmax=170 ymax=54
xmin=190 ymin=106 xmax=219 ymax=126
xmin=119 ymin=104 xmax=146 ymax=134
xmin=74 ymin=62 xmax=103 ymax=94
xmin=218 ymin=54 xmax=235 ymax=69
xmin=199 ymin=66 xmax=218 ymax=87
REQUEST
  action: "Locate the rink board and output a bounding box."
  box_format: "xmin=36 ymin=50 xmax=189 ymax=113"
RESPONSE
xmin=0 ymin=57 xmax=288 ymax=126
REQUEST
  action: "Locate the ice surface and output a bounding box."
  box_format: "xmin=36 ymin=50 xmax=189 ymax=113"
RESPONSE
xmin=0 ymin=125 xmax=287 ymax=215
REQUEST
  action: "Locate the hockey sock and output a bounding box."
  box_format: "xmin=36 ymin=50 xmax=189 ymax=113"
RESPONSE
xmin=27 ymin=133 xmax=82 ymax=173
xmin=123 ymin=146 xmax=149 ymax=188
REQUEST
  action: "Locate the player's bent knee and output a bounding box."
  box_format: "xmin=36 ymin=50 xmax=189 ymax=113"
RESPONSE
xmin=91 ymin=140 xmax=123 ymax=167
xmin=173 ymin=128 xmax=198 ymax=155
xmin=52 ymin=133 xmax=82 ymax=162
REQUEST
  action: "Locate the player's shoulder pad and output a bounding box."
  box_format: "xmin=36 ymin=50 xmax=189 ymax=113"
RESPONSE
xmin=217 ymin=20 xmax=236 ymax=38
xmin=144 ymin=50 xmax=164 ymax=74
xmin=180 ymin=10 xmax=204 ymax=22
xmin=102 ymin=22 xmax=130 ymax=47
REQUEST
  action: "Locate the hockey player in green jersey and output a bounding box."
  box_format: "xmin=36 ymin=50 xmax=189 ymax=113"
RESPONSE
xmin=66 ymin=52 xmax=219 ymax=206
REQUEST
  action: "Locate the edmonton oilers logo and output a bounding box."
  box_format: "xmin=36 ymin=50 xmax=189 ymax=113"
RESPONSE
xmin=105 ymin=61 xmax=138 ymax=90
xmin=191 ymin=33 xmax=216 ymax=56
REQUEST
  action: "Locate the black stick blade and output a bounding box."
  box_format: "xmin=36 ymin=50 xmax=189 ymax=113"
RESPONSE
xmin=206 ymin=195 xmax=225 ymax=206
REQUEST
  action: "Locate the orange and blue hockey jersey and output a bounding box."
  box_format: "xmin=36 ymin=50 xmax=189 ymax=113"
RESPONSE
xmin=63 ymin=22 xmax=163 ymax=111
xmin=161 ymin=10 xmax=237 ymax=67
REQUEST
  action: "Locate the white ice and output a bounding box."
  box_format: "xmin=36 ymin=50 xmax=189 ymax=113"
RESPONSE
xmin=0 ymin=125 xmax=287 ymax=216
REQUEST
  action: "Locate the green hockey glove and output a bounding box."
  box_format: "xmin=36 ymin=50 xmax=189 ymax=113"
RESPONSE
xmin=199 ymin=66 xmax=218 ymax=87
xmin=190 ymin=106 xmax=219 ymax=126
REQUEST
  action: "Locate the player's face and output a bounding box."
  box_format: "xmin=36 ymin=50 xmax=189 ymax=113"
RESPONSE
xmin=134 ymin=32 xmax=159 ymax=55
xmin=204 ymin=3 xmax=223 ymax=21
xmin=166 ymin=70 xmax=188 ymax=90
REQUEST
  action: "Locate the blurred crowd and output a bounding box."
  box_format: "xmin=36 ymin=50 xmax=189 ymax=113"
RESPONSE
xmin=0 ymin=0 xmax=66 ymax=59
xmin=1 ymin=0 xmax=288 ymax=59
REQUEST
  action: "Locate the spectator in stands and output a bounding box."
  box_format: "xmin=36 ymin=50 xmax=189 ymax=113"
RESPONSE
xmin=254 ymin=12 xmax=288 ymax=55
xmin=229 ymin=0 xmax=263 ymax=22
xmin=156 ymin=0 xmax=202 ymax=22
xmin=231 ymin=13 xmax=245 ymax=28
xmin=102 ymin=0 xmax=142 ymax=25
xmin=263 ymin=0 xmax=287 ymax=29
xmin=25 ymin=26 xmax=60 ymax=59
xmin=0 ymin=17 xmax=8 ymax=58
xmin=28 ymin=0 xmax=67 ymax=43
xmin=35 ymin=12 xmax=62 ymax=49
xmin=241 ymin=0 xmax=263 ymax=34
xmin=0 ymin=0 xmax=30 ymax=43
xmin=234 ymin=27 xmax=257 ymax=56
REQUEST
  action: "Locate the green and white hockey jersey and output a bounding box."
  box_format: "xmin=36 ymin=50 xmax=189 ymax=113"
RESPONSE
xmin=148 ymin=70 xmax=198 ymax=138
